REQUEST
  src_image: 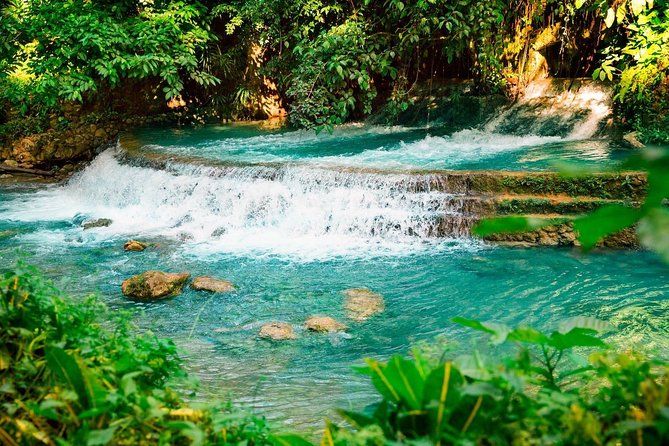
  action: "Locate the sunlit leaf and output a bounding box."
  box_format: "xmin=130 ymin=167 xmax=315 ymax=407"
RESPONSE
xmin=451 ymin=317 xmax=496 ymax=334
xmin=631 ymin=0 xmax=646 ymax=15
xmin=605 ymin=8 xmax=615 ymax=27
xmin=507 ymin=327 xmax=550 ymax=344
xmin=548 ymin=328 xmax=608 ymax=350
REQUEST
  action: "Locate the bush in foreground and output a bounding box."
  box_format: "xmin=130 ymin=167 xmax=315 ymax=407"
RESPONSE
xmin=0 ymin=263 xmax=270 ymax=445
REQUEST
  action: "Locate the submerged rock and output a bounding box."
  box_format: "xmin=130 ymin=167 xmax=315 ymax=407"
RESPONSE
xmin=304 ymin=316 xmax=347 ymax=333
xmin=343 ymin=288 xmax=385 ymax=321
xmin=0 ymin=230 xmax=17 ymax=239
xmin=190 ymin=276 xmax=235 ymax=293
xmin=121 ymin=271 xmax=190 ymax=299
xmin=259 ymin=322 xmax=296 ymax=341
xmin=124 ymin=240 xmax=147 ymax=251
xmin=82 ymin=218 xmax=112 ymax=230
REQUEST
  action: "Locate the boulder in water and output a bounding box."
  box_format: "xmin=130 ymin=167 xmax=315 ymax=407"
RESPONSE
xmin=124 ymin=240 xmax=147 ymax=251
xmin=122 ymin=271 xmax=190 ymax=299
xmin=622 ymin=132 xmax=645 ymax=149
xmin=259 ymin=322 xmax=296 ymax=341
xmin=82 ymin=218 xmax=112 ymax=230
xmin=343 ymin=288 xmax=385 ymax=321
xmin=304 ymin=316 xmax=347 ymax=333
xmin=190 ymin=276 xmax=235 ymax=293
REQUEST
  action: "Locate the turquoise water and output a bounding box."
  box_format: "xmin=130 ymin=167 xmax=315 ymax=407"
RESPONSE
xmin=0 ymin=121 xmax=666 ymax=430
xmin=128 ymin=123 xmax=629 ymax=171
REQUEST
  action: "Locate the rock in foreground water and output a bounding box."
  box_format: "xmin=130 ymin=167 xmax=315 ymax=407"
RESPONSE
xmin=82 ymin=218 xmax=112 ymax=230
xmin=122 ymin=271 xmax=190 ymax=299
xmin=190 ymin=276 xmax=235 ymax=293
xmin=343 ymin=288 xmax=384 ymax=321
xmin=304 ymin=316 xmax=347 ymax=332
xmin=259 ymin=322 xmax=296 ymax=341
xmin=124 ymin=240 xmax=147 ymax=251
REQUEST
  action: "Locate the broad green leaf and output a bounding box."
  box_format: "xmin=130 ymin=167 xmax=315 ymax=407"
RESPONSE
xmin=382 ymin=356 xmax=425 ymax=409
xmin=46 ymin=347 xmax=96 ymax=410
xmin=558 ymin=317 xmax=612 ymax=334
xmin=336 ymin=409 xmax=375 ymax=429
xmin=645 ymin=161 xmax=669 ymax=208
xmin=573 ymin=205 xmax=641 ymax=250
xmin=638 ymin=208 xmax=669 ymax=263
xmin=548 ymin=328 xmax=608 ymax=350
xmin=451 ymin=317 xmax=496 ymax=334
xmin=473 ymin=217 xmax=554 ymax=237
xmin=507 ymin=327 xmax=549 ymax=344
xmin=424 ymin=362 xmax=464 ymax=434
xmin=365 ymin=358 xmax=400 ymax=403
xmin=87 ymin=427 xmax=116 ymax=446
xmin=269 ymin=433 xmax=314 ymax=446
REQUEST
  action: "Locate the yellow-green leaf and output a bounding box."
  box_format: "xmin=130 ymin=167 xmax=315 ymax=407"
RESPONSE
xmin=605 ymin=8 xmax=615 ymax=27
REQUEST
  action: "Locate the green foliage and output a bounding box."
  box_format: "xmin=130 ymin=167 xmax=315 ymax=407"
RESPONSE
xmin=305 ymin=317 xmax=669 ymax=445
xmin=1 ymin=0 xmax=219 ymax=117
xmin=286 ymin=19 xmax=392 ymax=131
xmin=0 ymin=263 xmax=271 ymax=445
xmin=585 ymin=0 xmax=669 ymax=142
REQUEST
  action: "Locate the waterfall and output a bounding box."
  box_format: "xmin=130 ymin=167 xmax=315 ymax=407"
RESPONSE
xmin=3 ymin=148 xmax=484 ymax=259
xmin=1 ymin=80 xmax=616 ymax=259
xmin=485 ymin=79 xmax=612 ymax=138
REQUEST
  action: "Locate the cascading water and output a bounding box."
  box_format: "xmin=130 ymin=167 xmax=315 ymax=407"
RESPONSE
xmin=5 ymin=147 xmax=481 ymax=260
xmin=485 ymin=78 xmax=612 ymax=138
xmin=3 ymin=79 xmax=665 ymax=428
xmin=2 ymin=79 xmax=623 ymax=259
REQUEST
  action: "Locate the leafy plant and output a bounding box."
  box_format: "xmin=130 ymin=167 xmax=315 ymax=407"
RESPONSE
xmin=305 ymin=317 xmax=669 ymax=445
xmin=0 ymin=263 xmax=272 ymax=445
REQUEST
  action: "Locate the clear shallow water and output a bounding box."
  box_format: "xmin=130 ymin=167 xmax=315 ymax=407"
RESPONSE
xmin=0 ymin=121 xmax=666 ymax=430
xmin=128 ymin=123 xmax=629 ymax=172
xmin=0 ymin=226 xmax=668 ymax=429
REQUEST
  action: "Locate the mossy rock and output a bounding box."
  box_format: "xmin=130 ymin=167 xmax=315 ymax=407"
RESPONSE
xmin=121 ymin=271 xmax=190 ymax=300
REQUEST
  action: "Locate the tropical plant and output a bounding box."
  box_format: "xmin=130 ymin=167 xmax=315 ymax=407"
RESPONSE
xmin=0 ymin=263 xmax=272 ymax=445
xmin=309 ymin=317 xmax=669 ymax=445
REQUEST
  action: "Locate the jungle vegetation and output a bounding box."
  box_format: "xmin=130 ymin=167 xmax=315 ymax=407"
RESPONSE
xmin=0 ymin=0 xmax=668 ymax=139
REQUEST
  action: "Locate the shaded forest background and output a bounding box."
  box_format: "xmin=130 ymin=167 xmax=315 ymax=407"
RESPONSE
xmin=1 ymin=0 xmax=668 ymax=140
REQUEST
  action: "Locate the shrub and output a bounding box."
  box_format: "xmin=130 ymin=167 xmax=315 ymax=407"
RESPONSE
xmin=320 ymin=317 xmax=669 ymax=445
xmin=0 ymin=263 xmax=271 ymax=445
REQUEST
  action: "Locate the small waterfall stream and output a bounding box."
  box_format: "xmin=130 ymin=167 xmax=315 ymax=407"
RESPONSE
xmin=2 ymin=79 xmax=668 ymax=429
xmin=1 ymin=79 xmax=619 ymax=259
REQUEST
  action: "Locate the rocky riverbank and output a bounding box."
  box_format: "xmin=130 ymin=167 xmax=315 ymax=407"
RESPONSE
xmin=0 ymin=108 xmax=173 ymax=179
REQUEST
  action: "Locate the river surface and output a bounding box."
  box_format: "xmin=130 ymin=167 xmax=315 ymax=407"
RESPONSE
xmin=0 ymin=121 xmax=667 ymax=431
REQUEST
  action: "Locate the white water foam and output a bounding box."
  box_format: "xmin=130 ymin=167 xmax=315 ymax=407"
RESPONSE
xmin=312 ymin=129 xmax=563 ymax=170
xmin=485 ymin=79 xmax=612 ymax=140
xmin=2 ymin=148 xmax=482 ymax=261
